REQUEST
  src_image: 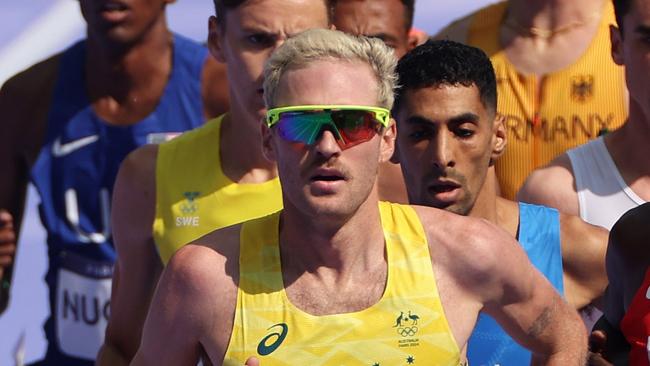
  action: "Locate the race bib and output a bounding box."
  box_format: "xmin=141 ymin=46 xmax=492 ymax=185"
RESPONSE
xmin=55 ymin=252 xmax=112 ymax=360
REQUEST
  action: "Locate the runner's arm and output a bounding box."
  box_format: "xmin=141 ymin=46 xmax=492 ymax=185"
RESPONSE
xmin=458 ymin=220 xmax=588 ymax=365
xmin=0 ymin=56 xmax=58 ymax=287
xmin=0 ymin=75 xmax=34 ymax=284
xmin=97 ymin=145 xmax=162 ymax=365
xmin=132 ymin=242 xmax=238 ymax=366
xmin=517 ymin=154 xmax=581 ymax=217
xmin=558 ymin=213 xmax=608 ymax=310
xmin=131 ymin=246 xmax=209 ymax=365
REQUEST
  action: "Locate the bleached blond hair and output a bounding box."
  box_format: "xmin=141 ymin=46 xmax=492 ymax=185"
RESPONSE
xmin=263 ymin=28 xmax=398 ymax=109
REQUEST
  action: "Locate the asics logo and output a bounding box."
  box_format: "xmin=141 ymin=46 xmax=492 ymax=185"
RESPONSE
xmin=257 ymin=323 xmax=288 ymax=356
xmin=52 ymin=135 xmax=99 ymax=157
xmin=645 ymin=284 xmax=650 ymax=300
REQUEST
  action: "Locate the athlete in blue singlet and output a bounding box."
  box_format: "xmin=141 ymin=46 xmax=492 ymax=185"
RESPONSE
xmin=0 ymin=1 xmax=229 ymax=364
xmin=468 ymin=203 xmax=564 ymax=365
xmin=392 ymin=40 xmax=608 ymax=365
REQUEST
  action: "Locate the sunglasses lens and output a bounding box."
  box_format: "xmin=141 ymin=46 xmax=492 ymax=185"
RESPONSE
xmin=275 ymin=109 xmax=381 ymax=149
xmin=331 ymin=110 xmax=379 ymax=146
xmin=276 ymin=112 xmax=328 ymax=145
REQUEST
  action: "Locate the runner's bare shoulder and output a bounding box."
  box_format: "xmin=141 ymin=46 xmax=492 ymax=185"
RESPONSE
xmin=411 ymin=205 xmax=508 ymax=287
xmin=165 ymin=223 xmax=241 ymax=321
xmin=114 ymin=143 xmax=159 ymax=206
xmin=185 ymin=222 xmax=242 ymax=266
xmin=1 ymin=53 xmax=62 ymax=127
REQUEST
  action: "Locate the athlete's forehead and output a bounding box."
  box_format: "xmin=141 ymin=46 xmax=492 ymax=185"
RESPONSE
xmin=275 ymin=59 xmax=379 ymax=106
xmin=334 ymin=0 xmax=409 ymax=31
xmin=398 ymin=84 xmax=490 ymax=121
xmin=223 ymin=0 xmax=330 ymax=33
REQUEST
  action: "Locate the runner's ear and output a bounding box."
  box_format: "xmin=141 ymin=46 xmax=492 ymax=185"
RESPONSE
xmin=610 ymin=24 xmax=624 ymax=66
xmin=261 ymin=121 xmax=277 ymax=162
xmin=208 ymin=16 xmax=226 ymax=63
xmin=490 ymin=114 xmax=507 ymax=165
xmin=379 ymin=120 xmax=397 ymax=163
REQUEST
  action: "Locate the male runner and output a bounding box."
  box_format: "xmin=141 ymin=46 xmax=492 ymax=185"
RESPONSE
xmin=333 ymin=0 xmax=418 ymax=69
xmin=587 ymin=202 xmax=650 ymax=365
xmin=0 ymin=0 xmax=229 ymax=364
xmin=519 ymin=0 xmax=650 ymax=229
xmin=435 ymin=0 xmax=628 ymax=199
xmin=603 ymin=202 xmax=650 ymax=365
xmin=97 ymin=0 xmax=332 ymax=364
xmin=518 ymin=0 xmax=649 ymax=332
xmin=133 ymin=29 xmax=586 ymax=366
xmin=333 ymin=0 xmax=419 ymax=203
xmin=392 ymin=39 xmax=608 ymax=366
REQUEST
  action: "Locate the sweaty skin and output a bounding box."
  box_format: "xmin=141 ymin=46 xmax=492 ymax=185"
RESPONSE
xmin=0 ymin=0 xmax=228 ymax=327
xmin=133 ymin=50 xmax=587 ymax=365
xmin=0 ymin=0 xmax=227 ymax=363
xmin=394 ymin=84 xmax=608 ymax=312
xmin=98 ymin=0 xmax=330 ymax=364
xmin=333 ymin=0 xmax=420 ymax=204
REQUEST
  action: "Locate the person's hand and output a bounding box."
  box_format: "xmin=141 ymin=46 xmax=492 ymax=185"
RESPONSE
xmin=244 ymin=357 xmax=260 ymax=366
xmin=0 ymin=210 xmax=16 ymax=282
xmin=588 ymin=329 xmax=613 ymax=366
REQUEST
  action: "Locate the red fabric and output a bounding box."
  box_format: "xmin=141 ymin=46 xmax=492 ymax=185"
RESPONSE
xmin=621 ymin=268 xmax=650 ymax=366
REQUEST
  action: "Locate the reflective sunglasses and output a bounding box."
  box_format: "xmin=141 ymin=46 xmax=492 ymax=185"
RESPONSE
xmin=265 ymin=105 xmax=390 ymax=150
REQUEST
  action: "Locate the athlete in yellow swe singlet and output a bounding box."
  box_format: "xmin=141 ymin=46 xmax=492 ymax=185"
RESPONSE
xmin=223 ymin=202 xmax=462 ymax=366
xmin=466 ymin=1 xmax=627 ymax=199
xmin=153 ymin=115 xmax=283 ymax=263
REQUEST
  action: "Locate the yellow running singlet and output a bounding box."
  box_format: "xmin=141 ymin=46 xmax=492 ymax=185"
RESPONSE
xmin=466 ymin=1 xmax=627 ymax=199
xmin=223 ymin=202 xmax=461 ymax=366
xmin=153 ymin=115 xmax=283 ymax=263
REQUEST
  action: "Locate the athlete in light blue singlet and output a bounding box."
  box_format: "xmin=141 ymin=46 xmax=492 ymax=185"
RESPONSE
xmin=393 ymin=40 xmax=609 ymax=366
xmin=468 ymin=203 xmax=564 ymax=365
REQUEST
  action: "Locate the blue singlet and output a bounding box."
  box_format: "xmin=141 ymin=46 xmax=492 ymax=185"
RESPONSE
xmin=467 ymin=202 xmax=564 ymax=366
xmin=30 ymin=34 xmax=207 ymax=365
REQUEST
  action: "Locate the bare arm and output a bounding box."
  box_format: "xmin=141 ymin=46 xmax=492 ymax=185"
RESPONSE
xmin=558 ymin=213 xmax=608 ymax=310
xmin=479 ymin=223 xmax=588 ymax=365
xmin=0 ymin=73 xmax=21 ymax=285
xmin=96 ymin=145 xmax=162 ymax=365
xmin=132 ymin=237 xmax=239 ymax=366
xmin=131 ymin=246 xmax=211 ymax=366
xmin=0 ymin=56 xmax=58 ymax=303
xmin=418 ymin=208 xmax=587 ymax=364
xmin=517 ymin=154 xmax=581 ymax=217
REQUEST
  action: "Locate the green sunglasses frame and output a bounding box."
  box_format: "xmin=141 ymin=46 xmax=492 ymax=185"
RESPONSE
xmin=265 ymin=105 xmax=391 ymax=128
